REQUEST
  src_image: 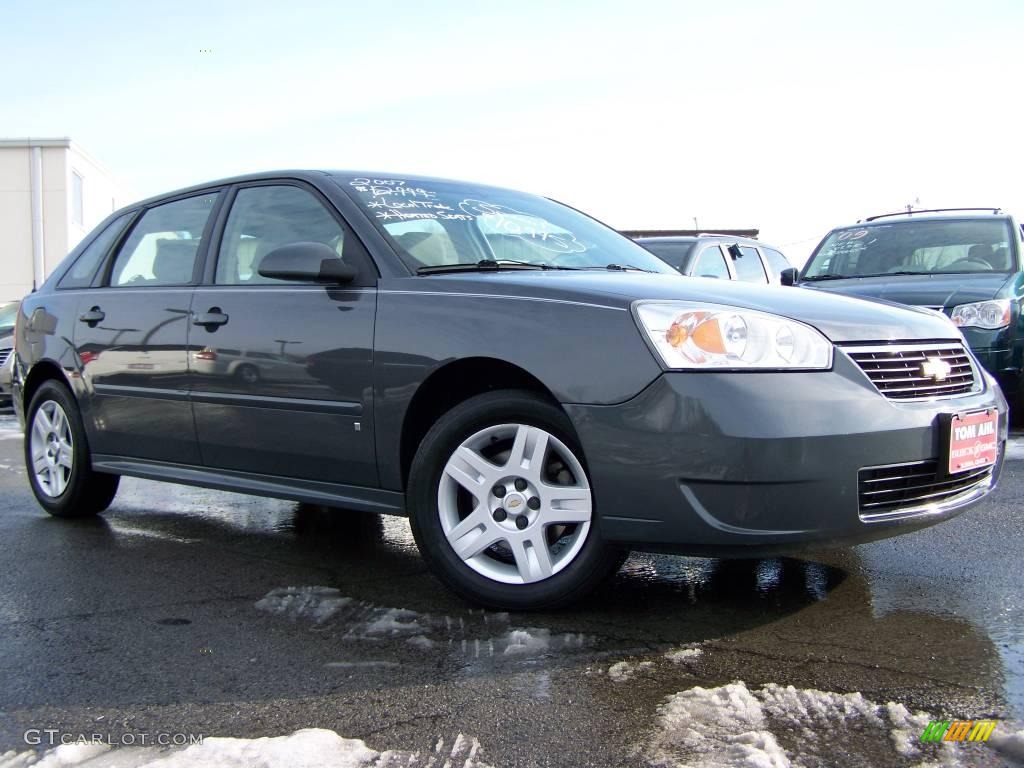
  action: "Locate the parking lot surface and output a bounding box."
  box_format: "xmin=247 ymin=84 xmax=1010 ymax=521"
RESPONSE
xmin=0 ymin=411 xmax=1022 ymax=766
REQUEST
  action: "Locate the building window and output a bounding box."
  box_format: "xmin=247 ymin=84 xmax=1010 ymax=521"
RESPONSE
xmin=71 ymin=171 xmax=84 ymax=226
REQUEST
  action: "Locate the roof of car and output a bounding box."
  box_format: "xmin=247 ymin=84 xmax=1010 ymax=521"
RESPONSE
xmin=636 ymin=234 xmax=770 ymax=248
xmin=123 ymin=170 xmax=523 ymax=210
xmin=843 ymin=210 xmax=1016 ymax=229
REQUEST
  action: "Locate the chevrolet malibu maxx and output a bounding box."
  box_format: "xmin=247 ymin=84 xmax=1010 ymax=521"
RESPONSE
xmin=12 ymin=172 xmax=1007 ymax=608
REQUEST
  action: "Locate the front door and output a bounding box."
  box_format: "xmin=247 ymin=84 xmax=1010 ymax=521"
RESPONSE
xmin=76 ymin=192 xmax=221 ymax=464
xmin=189 ymin=182 xmax=378 ymax=486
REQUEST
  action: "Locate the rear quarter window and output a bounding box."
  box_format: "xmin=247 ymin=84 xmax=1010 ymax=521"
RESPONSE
xmin=58 ymin=212 xmax=135 ymax=289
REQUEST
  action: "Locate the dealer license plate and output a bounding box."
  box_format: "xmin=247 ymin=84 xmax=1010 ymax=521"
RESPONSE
xmin=947 ymin=409 xmax=998 ymax=475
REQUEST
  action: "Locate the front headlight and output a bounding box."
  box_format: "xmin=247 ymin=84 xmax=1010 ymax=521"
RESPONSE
xmin=950 ymin=299 xmax=1011 ymax=330
xmin=633 ymin=301 xmax=833 ymax=370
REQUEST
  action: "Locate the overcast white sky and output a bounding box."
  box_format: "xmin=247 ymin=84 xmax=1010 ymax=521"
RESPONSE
xmin=2 ymin=0 xmax=1021 ymax=264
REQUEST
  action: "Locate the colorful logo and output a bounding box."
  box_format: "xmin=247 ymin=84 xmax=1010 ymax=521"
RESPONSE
xmin=920 ymin=720 xmax=997 ymax=742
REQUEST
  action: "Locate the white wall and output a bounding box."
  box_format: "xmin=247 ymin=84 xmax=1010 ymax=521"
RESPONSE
xmin=0 ymin=140 xmax=123 ymax=302
xmin=0 ymin=147 xmax=35 ymax=302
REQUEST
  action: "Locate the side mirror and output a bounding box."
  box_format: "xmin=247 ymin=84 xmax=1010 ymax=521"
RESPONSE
xmin=258 ymin=242 xmax=357 ymax=284
xmin=780 ymin=268 xmax=798 ymax=286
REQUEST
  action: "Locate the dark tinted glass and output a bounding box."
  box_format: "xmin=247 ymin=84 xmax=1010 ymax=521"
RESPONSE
xmin=691 ymin=246 xmax=730 ymax=279
xmin=109 ymin=194 xmax=219 ymax=287
xmin=642 ymin=242 xmax=696 ymax=271
xmin=733 ymin=246 xmax=768 ymax=283
xmin=59 ymin=212 xmax=134 ymax=289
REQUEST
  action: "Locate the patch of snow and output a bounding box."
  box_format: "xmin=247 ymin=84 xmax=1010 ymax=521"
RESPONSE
xmin=254 ymin=587 xmax=352 ymax=624
xmin=608 ymin=660 xmax=654 ymax=682
xmin=500 ymin=628 xmax=550 ymax=656
xmin=364 ymin=608 xmax=422 ymax=635
xmin=406 ymin=635 xmax=435 ymax=649
xmin=325 ymin=661 xmax=400 ymax=669
xmin=665 ymin=647 xmax=703 ymax=663
xmin=0 ymin=729 xmax=493 ymax=768
xmin=645 ymin=681 xmax=1019 ymax=767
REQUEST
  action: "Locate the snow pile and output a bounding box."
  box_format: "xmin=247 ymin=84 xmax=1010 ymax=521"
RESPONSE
xmin=0 ymin=729 xmax=492 ymax=768
xmin=364 ymin=608 xmax=422 ymax=636
xmin=608 ymin=660 xmax=654 ymax=682
xmin=500 ymin=628 xmax=551 ymax=656
xmin=665 ymin=647 xmax=703 ymax=664
xmin=645 ymin=680 xmax=1021 ymax=767
xmin=254 ymin=587 xmax=352 ymax=624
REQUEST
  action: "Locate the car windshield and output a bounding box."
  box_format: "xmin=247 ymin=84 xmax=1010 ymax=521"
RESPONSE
xmin=803 ymin=219 xmax=1015 ymax=279
xmin=639 ymin=241 xmax=696 ymax=270
xmin=339 ymin=175 xmax=677 ymax=274
xmin=0 ymin=301 xmax=18 ymax=334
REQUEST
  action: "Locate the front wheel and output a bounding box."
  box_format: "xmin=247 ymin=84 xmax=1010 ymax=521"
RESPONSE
xmin=25 ymin=380 xmax=119 ymax=517
xmin=408 ymin=390 xmax=626 ymax=610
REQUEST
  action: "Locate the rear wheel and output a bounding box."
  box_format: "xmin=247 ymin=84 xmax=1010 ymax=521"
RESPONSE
xmin=408 ymin=390 xmax=626 ymax=609
xmin=25 ymin=380 xmax=119 ymax=517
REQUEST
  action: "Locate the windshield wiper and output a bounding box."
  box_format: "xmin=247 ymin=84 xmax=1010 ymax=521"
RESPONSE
xmin=601 ymin=263 xmax=655 ymax=273
xmin=416 ymin=259 xmax=578 ymax=275
xmin=801 ymin=274 xmax=852 ymax=281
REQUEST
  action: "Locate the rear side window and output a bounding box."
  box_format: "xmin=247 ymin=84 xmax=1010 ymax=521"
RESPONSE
xmin=732 ymin=245 xmax=768 ymax=283
xmin=58 ymin=212 xmax=134 ymax=289
xmin=761 ymin=248 xmax=792 ymax=278
xmin=109 ymin=194 xmax=219 ymax=287
xmin=691 ymin=246 xmax=731 ymax=279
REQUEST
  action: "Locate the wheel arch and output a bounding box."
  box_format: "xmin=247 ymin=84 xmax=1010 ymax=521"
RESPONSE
xmin=21 ymin=360 xmax=75 ymax=417
xmin=398 ymin=356 xmax=565 ymax=489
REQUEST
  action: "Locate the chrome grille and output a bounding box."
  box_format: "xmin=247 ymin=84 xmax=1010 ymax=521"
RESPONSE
xmin=858 ymin=460 xmax=993 ymax=521
xmin=0 ymin=348 xmax=10 ymax=368
xmin=844 ymin=342 xmax=975 ymax=400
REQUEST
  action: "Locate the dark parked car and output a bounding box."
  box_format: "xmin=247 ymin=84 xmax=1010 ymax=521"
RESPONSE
xmin=636 ymin=234 xmax=795 ymax=285
xmin=0 ymin=300 xmax=19 ymax=408
xmin=12 ymin=172 xmax=1007 ymax=609
xmin=800 ymin=208 xmax=1024 ymax=409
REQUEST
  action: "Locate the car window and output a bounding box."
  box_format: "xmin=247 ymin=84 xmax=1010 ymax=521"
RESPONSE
xmin=732 ymin=245 xmax=768 ymax=283
xmin=109 ymin=194 xmax=219 ymax=287
xmin=59 ymin=212 xmax=135 ymax=289
xmin=640 ymin=242 xmax=696 ymax=271
xmin=691 ymin=246 xmax=731 ymax=279
xmin=0 ymin=301 xmax=18 ymax=334
xmin=761 ymin=247 xmax=792 ymax=278
xmin=215 ymin=185 xmax=366 ymax=285
xmin=804 ymin=219 xmax=1015 ymax=278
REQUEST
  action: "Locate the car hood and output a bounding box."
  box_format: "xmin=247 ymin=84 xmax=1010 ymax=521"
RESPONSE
xmin=406 ymin=271 xmax=961 ymax=343
xmin=800 ymin=272 xmax=1012 ymax=308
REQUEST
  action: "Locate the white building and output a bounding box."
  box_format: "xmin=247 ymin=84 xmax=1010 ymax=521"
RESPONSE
xmin=0 ymin=138 xmax=124 ymax=301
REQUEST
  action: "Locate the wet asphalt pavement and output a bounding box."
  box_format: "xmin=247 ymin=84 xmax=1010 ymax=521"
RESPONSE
xmin=0 ymin=409 xmax=1022 ymax=767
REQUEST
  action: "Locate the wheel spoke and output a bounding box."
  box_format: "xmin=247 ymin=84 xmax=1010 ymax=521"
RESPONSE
xmin=506 ymin=425 xmax=549 ymax=479
xmin=445 ymin=509 xmax=503 ymax=560
xmin=33 ymin=453 xmax=48 ymax=474
xmin=52 ymin=467 xmax=66 ymax=496
xmin=443 ymin=447 xmax=497 ymax=501
xmin=51 ymin=407 xmax=66 ymax=438
xmin=509 ymin=533 xmax=554 ymax=583
xmin=540 ymin=485 xmax=592 ymax=524
xmin=57 ymin=448 xmax=73 ymax=469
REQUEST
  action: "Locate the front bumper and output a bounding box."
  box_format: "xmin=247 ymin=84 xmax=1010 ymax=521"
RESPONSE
xmin=565 ymin=351 xmax=1007 ymax=556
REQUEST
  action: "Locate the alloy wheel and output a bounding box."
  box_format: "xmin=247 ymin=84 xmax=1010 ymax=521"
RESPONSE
xmin=30 ymin=400 xmax=74 ymax=498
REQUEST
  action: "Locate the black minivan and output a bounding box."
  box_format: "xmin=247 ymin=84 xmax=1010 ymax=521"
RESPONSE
xmin=12 ymin=173 xmax=1007 ymax=608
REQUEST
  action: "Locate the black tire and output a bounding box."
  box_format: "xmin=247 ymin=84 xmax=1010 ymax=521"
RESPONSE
xmin=408 ymin=390 xmax=627 ymax=610
xmin=235 ymin=364 xmax=260 ymax=385
xmin=24 ymin=379 xmax=119 ymax=518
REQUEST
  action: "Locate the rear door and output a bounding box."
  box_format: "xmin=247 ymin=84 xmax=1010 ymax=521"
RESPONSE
xmin=189 ymin=181 xmax=378 ymax=485
xmin=728 ymin=244 xmax=770 ymax=284
xmin=75 ymin=191 xmax=221 ymax=463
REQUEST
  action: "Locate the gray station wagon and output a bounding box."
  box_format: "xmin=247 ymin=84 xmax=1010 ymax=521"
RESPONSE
xmin=12 ymin=171 xmax=1007 ymax=608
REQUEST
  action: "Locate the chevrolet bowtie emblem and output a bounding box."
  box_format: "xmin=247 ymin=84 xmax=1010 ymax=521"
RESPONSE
xmin=921 ymin=357 xmax=952 ymax=381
